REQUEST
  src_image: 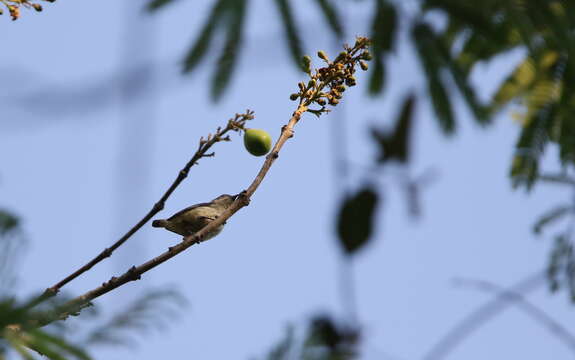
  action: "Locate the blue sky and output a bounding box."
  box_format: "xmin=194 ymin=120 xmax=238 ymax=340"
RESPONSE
xmin=1 ymin=1 xmax=574 ymax=359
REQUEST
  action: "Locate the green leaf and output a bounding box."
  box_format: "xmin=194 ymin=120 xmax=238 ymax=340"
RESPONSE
xmin=274 ymin=0 xmax=305 ymax=70
xmin=367 ymin=0 xmax=395 ymax=96
xmin=368 ymin=56 xmax=385 ymax=95
xmin=533 ymin=205 xmax=572 ymax=235
xmin=265 ymin=325 xmax=294 ymax=360
xmin=510 ymin=104 xmax=556 ymax=190
xmin=211 ymin=0 xmax=248 ymax=101
xmin=84 ymin=288 xmax=186 ymax=348
xmin=0 ymin=210 xmax=19 ymax=236
xmin=423 ymin=0 xmax=499 ymax=39
xmin=429 ymin=74 xmax=455 ymax=134
xmin=371 ymin=94 xmax=415 ymax=163
xmin=313 ymin=0 xmax=344 ymax=38
xmin=558 ymin=113 xmax=575 ymax=165
xmin=412 ymin=22 xmax=456 ymax=134
xmin=337 ymin=187 xmax=379 ymax=255
xmin=371 ymin=0 xmax=397 ymax=54
xmin=306 ymin=316 xmax=341 ymax=350
xmin=434 ymin=36 xmax=489 ymax=125
xmin=146 ymin=0 xmax=176 ymax=12
xmin=31 ymin=330 xmax=91 ymax=360
xmin=8 ymin=341 xmax=35 ymax=360
xmin=182 ymin=0 xmax=230 ymax=73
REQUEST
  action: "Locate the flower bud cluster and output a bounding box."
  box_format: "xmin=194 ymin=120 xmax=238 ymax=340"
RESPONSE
xmin=289 ymin=37 xmax=372 ymax=116
xmin=1 ymin=0 xmax=55 ymax=21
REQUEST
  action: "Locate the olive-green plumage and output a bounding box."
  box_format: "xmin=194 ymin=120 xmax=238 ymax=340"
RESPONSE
xmin=152 ymin=194 xmax=237 ymax=239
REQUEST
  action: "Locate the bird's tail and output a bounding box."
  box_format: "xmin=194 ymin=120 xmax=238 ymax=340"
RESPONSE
xmin=152 ymin=219 xmax=168 ymax=228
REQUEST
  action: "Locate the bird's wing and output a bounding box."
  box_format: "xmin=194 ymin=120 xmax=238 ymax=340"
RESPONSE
xmin=167 ymin=202 xmax=212 ymax=221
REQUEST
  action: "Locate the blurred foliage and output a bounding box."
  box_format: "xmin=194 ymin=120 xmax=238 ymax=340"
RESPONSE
xmin=0 ymin=203 xmax=187 ymax=359
xmin=81 ymin=288 xmax=186 ymax=348
xmin=259 ymin=315 xmax=359 ymax=360
xmin=531 ymin=173 xmax=575 ymax=303
xmin=146 ymin=0 xmax=575 ymax=302
xmin=0 ymin=287 xmax=186 ymax=359
xmin=371 ymin=94 xmax=415 ymax=163
xmin=0 ymin=209 xmax=23 ymax=295
xmin=337 ymin=187 xmax=379 ymax=255
xmin=146 ymin=0 xmax=575 ymax=189
xmin=0 ymin=210 xmax=19 ymax=237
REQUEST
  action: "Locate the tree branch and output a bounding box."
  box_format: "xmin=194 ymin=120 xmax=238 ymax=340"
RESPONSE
xmin=422 ymin=271 xmax=545 ymax=360
xmin=32 ymin=37 xmax=373 ymax=327
xmin=37 ymin=105 xmax=306 ymax=327
xmin=31 ymin=111 xmax=254 ymax=307
xmin=453 ymin=277 xmax=575 ymax=355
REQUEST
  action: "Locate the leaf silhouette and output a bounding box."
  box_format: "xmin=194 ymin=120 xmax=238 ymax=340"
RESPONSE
xmin=182 ymin=0 xmax=231 ymax=73
xmin=337 ymin=187 xmax=379 ymax=255
xmin=314 ymin=0 xmax=344 ymax=39
xmin=146 ymin=0 xmax=177 ymax=12
xmin=211 ymin=0 xmax=248 ymax=101
xmin=274 ymin=0 xmax=305 ymax=70
xmin=371 ymin=94 xmax=415 ymax=163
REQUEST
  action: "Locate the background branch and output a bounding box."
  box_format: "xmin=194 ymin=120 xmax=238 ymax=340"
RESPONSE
xmin=453 ymin=277 xmax=575 ymax=355
xmin=423 ymin=271 xmax=545 ymax=360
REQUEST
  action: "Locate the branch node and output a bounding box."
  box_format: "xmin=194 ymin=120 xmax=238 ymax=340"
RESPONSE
xmin=44 ymin=287 xmax=58 ymax=297
xmin=238 ymin=191 xmax=251 ymax=206
xmin=127 ymin=266 xmax=141 ymax=280
xmin=153 ymin=202 xmax=165 ymax=212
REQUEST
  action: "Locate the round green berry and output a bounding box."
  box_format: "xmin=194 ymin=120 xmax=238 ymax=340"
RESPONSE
xmin=244 ymin=129 xmax=272 ymax=156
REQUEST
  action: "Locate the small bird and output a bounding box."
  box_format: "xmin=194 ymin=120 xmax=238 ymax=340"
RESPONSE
xmin=152 ymin=194 xmax=238 ymax=239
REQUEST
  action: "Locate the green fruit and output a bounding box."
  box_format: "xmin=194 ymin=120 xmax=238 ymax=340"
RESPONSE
xmin=244 ymin=128 xmax=272 ymax=156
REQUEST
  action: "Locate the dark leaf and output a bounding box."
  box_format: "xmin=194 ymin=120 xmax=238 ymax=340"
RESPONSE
xmin=307 ymin=316 xmax=340 ymax=350
xmin=559 ymin=114 xmax=575 ymax=165
xmin=211 ymin=0 xmax=248 ymax=101
xmin=265 ymin=325 xmax=294 ymax=360
xmin=423 ymin=0 xmax=500 ymax=39
xmin=533 ymin=205 xmax=572 ymax=235
xmin=146 ymin=0 xmax=176 ymax=12
xmin=0 ymin=210 xmax=19 ymax=236
xmin=510 ymin=105 xmax=556 ymax=190
xmin=182 ymin=0 xmax=231 ymax=73
xmin=429 ymin=75 xmax=455 ymax=134
xmin=412 ymin=22 xmax=456 ymax=134
xmin=314 ymin=0 xmax=344 ymax=38
xmin=30 ymin=330 xmax=91 ymax=360
xmin=303 ymin=315 xmax=359 ymax=358
xmin=274 ymin=0 xmax=305 ymax=70
xmin=84 ymin=288 xmax=186 ymax=348
xmin=368 ymin=56 xmax=385 ymax=95
xmin=371 ymin=94 xmax=415 ymax=163
xmin=337 ymin=187 xmax=379 ymax=255
xmin=371 ymin=0 xmax=397 ymax=54
xmin=434 ymin=35 xmax=489 ymax=125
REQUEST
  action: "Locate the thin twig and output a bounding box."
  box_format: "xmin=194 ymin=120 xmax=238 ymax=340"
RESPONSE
xmin=29 ymin=111 xmax=254 ymax=308
xmin=422 ymin=271 xmax=545 ymax=360
xmin=33 ymin=37 xmax=373 ymax=327
xmin=36 ymin=105 xmax=307 ymax=327
xmin=453 ymin=277 xmax=575 ymax=355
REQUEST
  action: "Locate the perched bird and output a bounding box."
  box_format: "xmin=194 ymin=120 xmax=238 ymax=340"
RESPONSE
xmin=152 ymin=194 xmax=238 ymax=239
